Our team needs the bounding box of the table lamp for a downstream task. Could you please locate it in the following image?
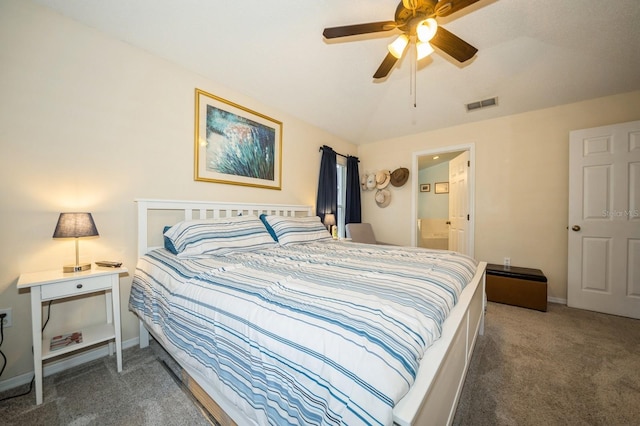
[323,213,335,230]
[53,212,99,272]
[323,213,337,239]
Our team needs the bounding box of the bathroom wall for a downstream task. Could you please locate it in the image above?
[417,162,449,248]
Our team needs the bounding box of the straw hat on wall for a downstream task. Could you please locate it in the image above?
[376,170,391,189]
[390,167,409,187]
[375,189,391,208]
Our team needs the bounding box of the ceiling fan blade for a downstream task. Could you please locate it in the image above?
[323,21,397,39]
[430,27,477,62]
[373,52,399,79]
[434,0,481,17]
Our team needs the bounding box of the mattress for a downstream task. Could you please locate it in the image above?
[129,241,477,425]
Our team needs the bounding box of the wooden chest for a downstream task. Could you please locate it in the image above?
[486,264,547,312]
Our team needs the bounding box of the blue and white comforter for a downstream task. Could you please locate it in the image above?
[129,241,477,425]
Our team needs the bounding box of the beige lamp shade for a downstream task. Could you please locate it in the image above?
[323,213,336,228]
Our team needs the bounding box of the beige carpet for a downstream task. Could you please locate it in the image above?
[2,302,638,425]
[0,340,214,426]
[453,302,640,426]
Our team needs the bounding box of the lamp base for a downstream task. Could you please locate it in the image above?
[63,263,91,273]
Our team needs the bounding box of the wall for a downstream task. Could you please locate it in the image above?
[0,0,355,384]
[358,90,640,302]
[417,163,449,219]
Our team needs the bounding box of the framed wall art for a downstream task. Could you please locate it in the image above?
[194,88,282,190]
[434,182,449,194]
[420,183,431,192]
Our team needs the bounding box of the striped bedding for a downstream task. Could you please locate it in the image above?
[129,240,477,425]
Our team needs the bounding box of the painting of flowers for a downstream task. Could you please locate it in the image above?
[195,88,282,189]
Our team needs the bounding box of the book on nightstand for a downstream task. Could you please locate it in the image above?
[50,331,83,351]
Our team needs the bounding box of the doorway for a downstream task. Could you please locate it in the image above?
[411,144,476,258]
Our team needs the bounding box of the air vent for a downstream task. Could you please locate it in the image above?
[466,97,498,112]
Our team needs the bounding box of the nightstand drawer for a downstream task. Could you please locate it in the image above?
[41,275,111,300]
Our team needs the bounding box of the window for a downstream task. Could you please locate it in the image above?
[336,163,347,238]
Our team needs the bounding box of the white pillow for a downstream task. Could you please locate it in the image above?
[261,215,332,246]
[164,215,276,258]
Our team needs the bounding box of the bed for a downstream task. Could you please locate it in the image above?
[130,199,487,426]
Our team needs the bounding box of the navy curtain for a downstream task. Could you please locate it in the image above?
[316,145,337,223]
[345,155,362,224]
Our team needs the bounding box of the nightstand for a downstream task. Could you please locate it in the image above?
[17,266,127,405]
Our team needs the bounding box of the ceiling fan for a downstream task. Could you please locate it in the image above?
[323,0,480,79]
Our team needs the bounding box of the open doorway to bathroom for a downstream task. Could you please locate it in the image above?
[411,144,475,258]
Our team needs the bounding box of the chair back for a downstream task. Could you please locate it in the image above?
[345,223,378,244]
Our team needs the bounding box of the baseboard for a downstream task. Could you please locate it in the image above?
[548,296,567,305]
[0,337,140,393]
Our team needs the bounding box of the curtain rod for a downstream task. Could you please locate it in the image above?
[319,145,359,161]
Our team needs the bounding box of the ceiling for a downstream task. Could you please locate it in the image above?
[32,0,640,144]
[418,150,463,169]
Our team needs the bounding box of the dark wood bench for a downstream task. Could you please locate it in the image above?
[486,264,547,312]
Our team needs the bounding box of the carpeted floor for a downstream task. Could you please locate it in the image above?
[0,340,214,426]
[453,302,640,426]
[1,302,639,425]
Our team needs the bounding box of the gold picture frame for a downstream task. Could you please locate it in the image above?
[194,88,282,190]
[420,183,431,192]
[434,182,449,194]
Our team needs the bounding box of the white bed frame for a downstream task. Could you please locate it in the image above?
[135,199,487,426]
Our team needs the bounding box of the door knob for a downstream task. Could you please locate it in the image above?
[571,225,581,232]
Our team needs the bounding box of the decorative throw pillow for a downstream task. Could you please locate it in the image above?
[259,214,279,242]
[163,226,178,254]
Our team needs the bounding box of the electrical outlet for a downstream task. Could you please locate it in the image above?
[504,257,511,268]
[0,308,12,328]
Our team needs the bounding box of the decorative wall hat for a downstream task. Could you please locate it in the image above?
[360,174,368,191]
[375,170,391,189]
[390,167,409,187]
[365,173,377,190]
[375,189,391,208]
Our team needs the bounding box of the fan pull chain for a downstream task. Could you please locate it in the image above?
[411,41,417,108]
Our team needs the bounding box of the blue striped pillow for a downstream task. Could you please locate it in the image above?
[262,215,332,245]
[164,215,276,258]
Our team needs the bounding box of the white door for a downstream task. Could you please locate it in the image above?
[568,120,640,319]
[448,151,470,255]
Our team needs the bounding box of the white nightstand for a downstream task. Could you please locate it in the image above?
[17,266,127,405]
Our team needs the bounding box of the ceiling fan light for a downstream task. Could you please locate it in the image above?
[388,34,409,59]
[416,41,434,60]
[416,18,438,42]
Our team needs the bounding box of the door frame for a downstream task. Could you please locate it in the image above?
[411,143,476,258]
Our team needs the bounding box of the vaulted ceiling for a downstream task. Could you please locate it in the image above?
[32,0,640,144]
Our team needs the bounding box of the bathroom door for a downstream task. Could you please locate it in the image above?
[448,151,470,255]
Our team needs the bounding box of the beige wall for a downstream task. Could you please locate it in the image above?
[357,90,640,302]
[0,0,355,383]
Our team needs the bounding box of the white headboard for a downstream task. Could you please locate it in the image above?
[135,199,313,257]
